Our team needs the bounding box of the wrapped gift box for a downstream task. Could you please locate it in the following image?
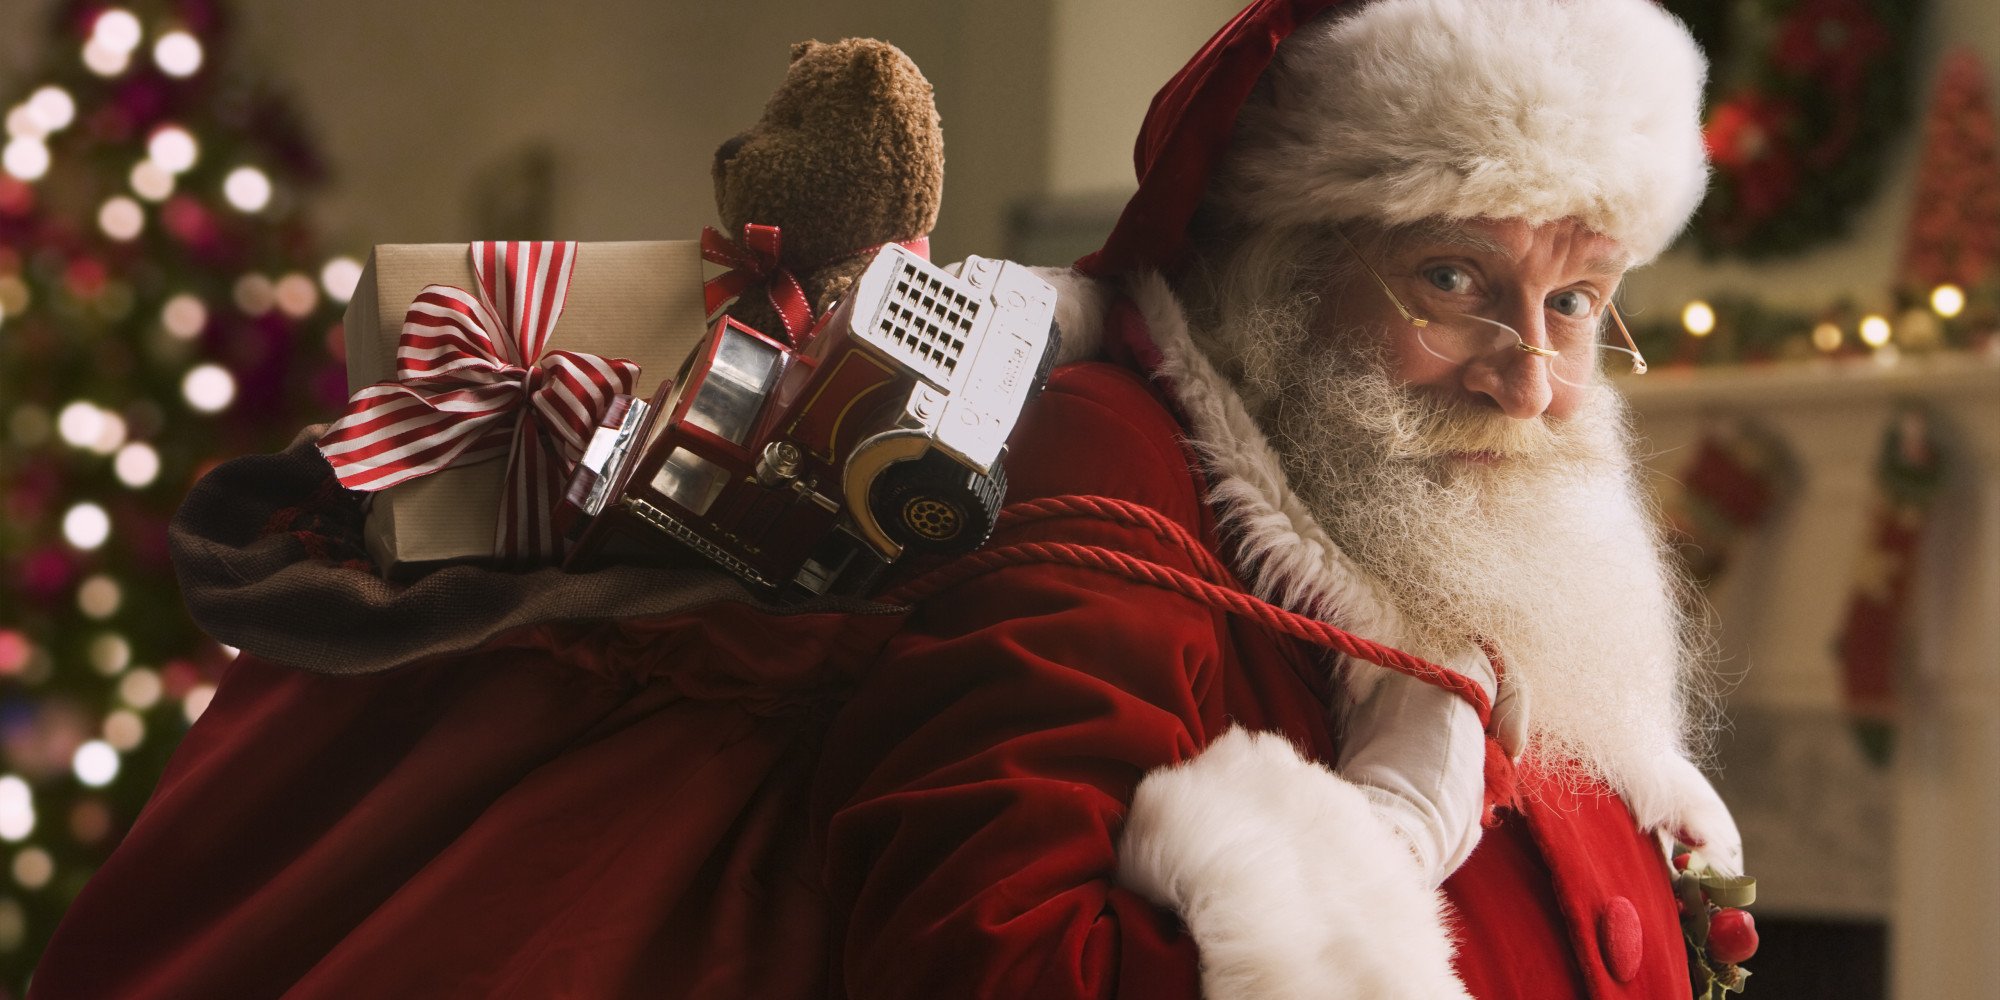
[339,241,707,573]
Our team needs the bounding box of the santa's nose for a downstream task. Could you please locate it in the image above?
[1461,307,1555,420]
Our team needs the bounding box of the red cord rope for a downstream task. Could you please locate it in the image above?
[885,495,1493,727]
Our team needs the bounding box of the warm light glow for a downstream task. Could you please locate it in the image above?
[0,276,29,316]
[63,502,111,550]
[184,684,217,724]
[89,634,131,675]
[0,777,33,842]
[233,273,275,315]
[321,256,363,303]
[61,402,126,455]
[161,293,207,338]
[12,847,52,891]
[147,125,197,174]
[3,138,49,181]
[98,195,144,241]
[57,402,105,449]
[92,9,144,53]
[73,741,119,788]
[4,106,40,140]
[114,442,160,488]
[103,711,145,752]
[223,166,271,212]
[1931,283,1967,319]
[77,574,122,619]
[82,39,132,77]
[1812,322,1843,353]
[276,272,317,317]
[1681,300,1716,337]
[119,668,163,710]
[0,898,23,952]
[153,31,203,77]
[27,87,74,132]
[182,363,236,413]
[1859,314,1893,347]
[218,643,240,660]
[129,158,174,201]
[0,633,26,676]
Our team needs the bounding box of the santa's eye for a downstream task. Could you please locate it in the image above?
[1421,265,1472,294]
[1549,289,1594,317]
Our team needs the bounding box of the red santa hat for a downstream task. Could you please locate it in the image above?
[1077,0,1710,277]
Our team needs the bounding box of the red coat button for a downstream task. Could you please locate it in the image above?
[1598,895,1644,982]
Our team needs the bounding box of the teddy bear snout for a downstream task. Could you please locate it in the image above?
[713,133,749,174]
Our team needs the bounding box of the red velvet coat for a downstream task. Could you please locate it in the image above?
[36,347,1692,999]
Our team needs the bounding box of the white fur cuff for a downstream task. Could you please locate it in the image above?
[1117,727,1473,1000]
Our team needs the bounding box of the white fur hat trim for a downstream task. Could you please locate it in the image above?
[1216,0,1710,264]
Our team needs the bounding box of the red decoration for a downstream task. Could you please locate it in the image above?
[701,223,816,344]
[1703,92,1801,226]
[1836,408,1945,763]
[1900,48,2000,294]
[1707,909,1760,966]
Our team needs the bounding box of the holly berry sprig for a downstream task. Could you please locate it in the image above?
[1674,845,1759,998]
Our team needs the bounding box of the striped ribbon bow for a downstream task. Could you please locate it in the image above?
[701,223,815,345]
[316,241,641,563]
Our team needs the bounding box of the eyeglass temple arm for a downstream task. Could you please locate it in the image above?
[1333,227,1429,328]
[1606,303,1647,375]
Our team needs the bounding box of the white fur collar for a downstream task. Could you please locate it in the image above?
[1037,266,1405,652]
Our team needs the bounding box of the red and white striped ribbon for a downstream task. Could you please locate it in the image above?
[317,241,640,563]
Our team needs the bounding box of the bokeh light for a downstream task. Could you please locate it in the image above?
[98,195,144,241]
[183,684,217,724]
[63,503,111,550]
[153,31,203,78]
[321,256,363,303]
[182,364,236,413]
[276,272,318,317]
[119,669,163,711]
[72,741,119,788]
[1859,314,1893,347]
[130,159,174,201]
[1931,283,1966,319]
[77,575,122,619]
[0,778,34,842]
[3,138,49,182]
[161,293,207,339]
[114,442,160,488]
[147,126,197,174]
[1681,300,1716,337]
[223,166,271,212]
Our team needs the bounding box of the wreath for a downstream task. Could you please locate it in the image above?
[1665,0,1922,259]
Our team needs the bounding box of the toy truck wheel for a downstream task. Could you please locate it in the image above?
[869,450,1007,556]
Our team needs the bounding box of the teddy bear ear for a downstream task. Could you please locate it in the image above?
[789,40,819,64]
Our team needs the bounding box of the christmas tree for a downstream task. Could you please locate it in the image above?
[0,1,352,986]
[1900,48,2000,298]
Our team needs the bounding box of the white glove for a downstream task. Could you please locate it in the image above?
[1337,646,1501,885]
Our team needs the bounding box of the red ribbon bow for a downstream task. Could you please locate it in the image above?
[702,224,934,346]
[317,241,641,563]
[702,223,815,345]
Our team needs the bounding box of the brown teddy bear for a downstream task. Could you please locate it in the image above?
[709,38,944,343]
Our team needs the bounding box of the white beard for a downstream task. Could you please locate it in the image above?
[1211,300,1707,798]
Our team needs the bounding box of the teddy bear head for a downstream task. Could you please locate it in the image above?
[712,38,943,280]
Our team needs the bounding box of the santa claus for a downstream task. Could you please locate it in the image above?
[35,1,1743,998]
[813,0,1743,996]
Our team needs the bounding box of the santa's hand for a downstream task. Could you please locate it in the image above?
[1339,646,1496,882]
[1119,727,1475,1000]
[1632,754,1744,876]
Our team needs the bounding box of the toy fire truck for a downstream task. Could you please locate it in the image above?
[559,245,1060,598]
